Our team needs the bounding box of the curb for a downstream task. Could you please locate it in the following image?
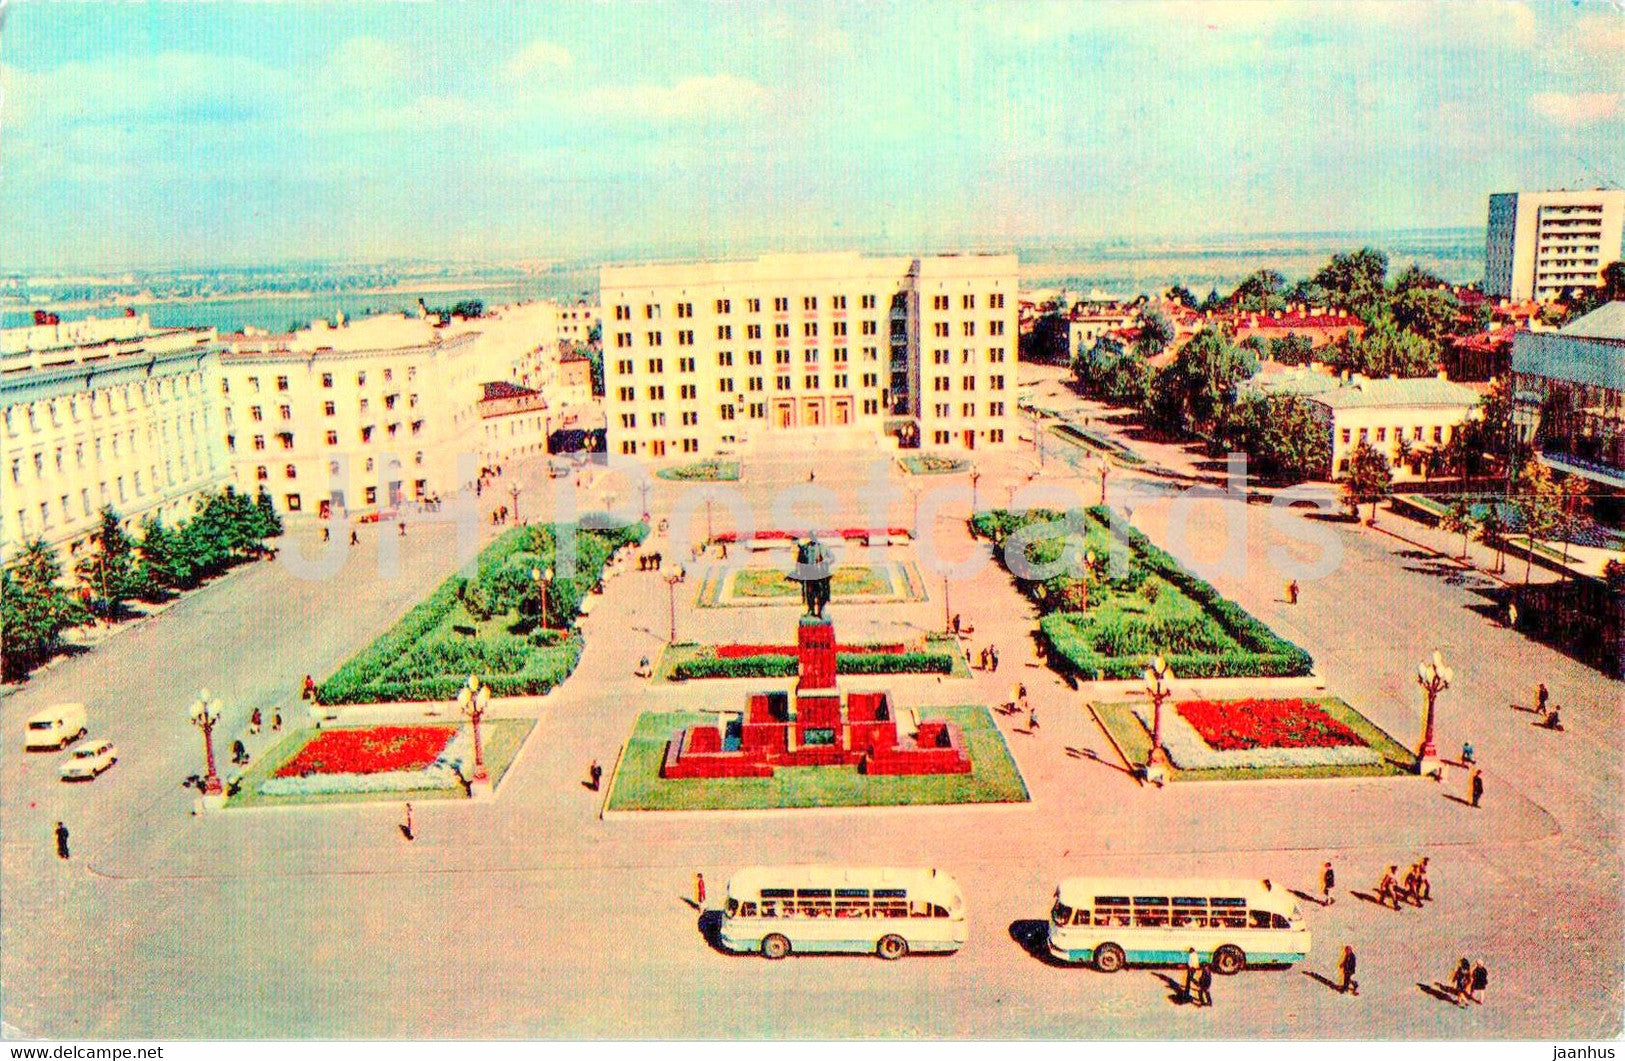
[1087,701,1144,787]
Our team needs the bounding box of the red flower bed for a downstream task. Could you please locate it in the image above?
[716,642,905,658]
[275,725,458,777]
[708,527,910,544]
[1176,699,1365,751]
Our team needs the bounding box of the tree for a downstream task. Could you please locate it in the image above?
[1514,458,1562,585]
[450,299,485,319]
[1231,269,1288,314]
[2,539,89,680]
[1330,314,1438,378]
[1392,286,1461,345]
[1392,263,1446,294]
[1267,332,1316,366]
[586,348,605,397]
[1199,288,1224,313]
[1224,392,1330,482]
[1166,284,1197,309]
[1479,506,1508,574]
[1441,498,1478,561]
[1135,307,1175,358]
[1556,474,1592,578]
[1153,328,1257,434]
[1343,440,1393,523]
[1564,260,1625,317]
[73,507,146,619]
[1313,248,1390,322]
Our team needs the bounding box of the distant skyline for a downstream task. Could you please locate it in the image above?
[1,1,1621,271]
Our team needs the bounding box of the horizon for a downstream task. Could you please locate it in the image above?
[2,2,1620,273]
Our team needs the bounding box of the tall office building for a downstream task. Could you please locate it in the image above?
[1485,189,1625,302]
[599,252,1018,458]
[0,314,230,564]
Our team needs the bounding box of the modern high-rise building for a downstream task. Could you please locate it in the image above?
[599,252,1019,458]
[1485,189,1625,302]
[0,314,230,564]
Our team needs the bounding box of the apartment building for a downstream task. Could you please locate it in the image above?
[0,314,229,564]
[599,252,1018,458]
[1486,189,1625,302]
[1512,300,1625,490]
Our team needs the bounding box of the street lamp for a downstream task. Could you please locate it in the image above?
[1098,460,1111,506]
[509,483,521,525]
[1029,407,1046,468]
[640,481,652,525]
[531,565,554,631]
[943,571,954,635]
[187,689,224,796]
[456,675,492,788]
[970,470,981,514]
[1143,654,1174,782]
[908,486,921,537]
[663,564,683,642]
[1415,651,1453,773]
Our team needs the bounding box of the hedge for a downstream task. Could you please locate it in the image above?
[670,650,956,681]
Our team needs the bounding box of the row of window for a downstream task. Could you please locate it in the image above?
[9,414,206,484]
[726,897,950,920]
[226,367,413,394]
[616,372,891,401]
[225,420,425,452]
[267,479,427,514]
[614,294,889,321]
[1340,423,1455,447]
[928,402,1008,418]
[616,348,884,372]
[2,374,203,436]
[251,452,427,482]
[13,455,208,534]
[227,393,415,423]
[929,429,1007,444]
[618,397,887,430]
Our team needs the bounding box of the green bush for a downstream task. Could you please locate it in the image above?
[837,651,954,675]
[672,654,798,680]
[669,649,956,680]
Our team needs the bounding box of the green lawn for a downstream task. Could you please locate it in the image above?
[1091,697,1415,782]
[605,705,1029,811]
[898,454,971,475]
[656,460,742,482]
[732,564,895,599]
[223,718,535,807]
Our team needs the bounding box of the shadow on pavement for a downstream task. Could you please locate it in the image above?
[1151,971,1197,1006]
[1007,919,1070,967]
[1303,970,1345,994]
[1418,981,1463,1006]
[696,910,742,957]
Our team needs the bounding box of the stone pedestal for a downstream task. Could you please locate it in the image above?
[797,616,837,692]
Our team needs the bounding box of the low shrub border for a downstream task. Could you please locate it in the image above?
[670,650,954,681]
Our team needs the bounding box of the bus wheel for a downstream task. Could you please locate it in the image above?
[877,935,908,960]
[1094,943,1126,973]
[1214,945,1245,975]
[761,934,791,960]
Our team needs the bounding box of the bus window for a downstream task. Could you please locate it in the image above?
[875,899,908,919]
[1051,902,1073,927]
[911,902,933,918]
[931,905,950,918]
[1249,910,1273,929]
[1272,913,1291,929]
[835,899,869,918]
[759,900,778,918]
[740,902,757,917]
[1072,910,1090,927]
[726,899,739,917]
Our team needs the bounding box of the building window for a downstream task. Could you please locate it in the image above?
[365,486,378,505]
[321,373,334,388]
[715,299,731,314]
[256,465,269,481]
[276,375,290,391]
[285,464,298,479]
[253,435,266,450]
[326,430,338,445]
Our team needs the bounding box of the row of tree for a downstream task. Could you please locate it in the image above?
[1,487,283,681]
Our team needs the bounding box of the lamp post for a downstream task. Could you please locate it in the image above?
[663,565,682,642]
[1029,407,1045,468]
[456,675,491,789]
[1098,460,1110,506]
[531,565,554,631]
[1415,651,1453,773]
[705,497,714,545]
[908,486,921,537]
[970,470,981,514]
[508,483,521,525]
[640,481,652,525]
[1143,654,1174,783]
[187,689,224,796]
[943,571,953,635]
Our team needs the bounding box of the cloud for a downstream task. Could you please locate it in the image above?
[332,36,409,95]
[502,40,574,83]
[581,74,769,122]
[1530,91,1621,128]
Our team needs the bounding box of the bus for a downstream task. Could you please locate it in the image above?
[720,865,966,960]
[1046,877,1311,974]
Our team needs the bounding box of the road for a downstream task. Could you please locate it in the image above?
[2,382,1620,1039]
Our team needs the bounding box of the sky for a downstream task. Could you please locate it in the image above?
[0,0,1621,271]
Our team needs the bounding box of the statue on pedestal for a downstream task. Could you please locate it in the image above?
[789,536,833,618]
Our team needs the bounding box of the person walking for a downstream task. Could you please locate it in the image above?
[1321,861,1336,905]
[321,525,331,543]
[1027,705,1040,732]
[694,872,707,909]
[302,674,317,701]
[1338,945,1359,996]
[990,645,1000,672]
[54,821,70,860]
[589,760,603,791]
[1506,601,1518,628]
[1461,740,1475,764]
[401,802,415,842]
[249,708,262,735]
[1470,769,1484,808]
[1017,683,1029,712]
[1469,961,1487,1005]
[271,709,282,733]
[349,529,359,546]
[1412,857,1431,902]
[1536,682,1549,716]
[398,521,406,538]
[1183,947,1200,1001]
[1377,865,1401,910]
[1451,957,1472,1006]
[1288,579,1300,605]
[1193,963,1213,1008]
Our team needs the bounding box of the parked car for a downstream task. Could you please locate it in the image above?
[59,739,118,781]
[25,703,88,751]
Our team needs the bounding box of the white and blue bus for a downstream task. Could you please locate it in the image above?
[1047,876,1311,974]
[721,865,966,960]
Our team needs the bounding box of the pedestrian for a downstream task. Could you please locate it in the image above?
[271,709,282,733]
[978,647,989,670]
[398,521,406,537]
[1338,945,1359,995]
[1288,579,1300,605]
[1183,946,1200,1001]
[303,674,316,701]
[589,759,603,791]
[249,708,262,735]
[1194,963,1213,1008]
[952,613,962,635]
[694,872,706,908]
[402,802,414,841]
[1412,857,1431,902]
[349,529,359,546]
[1017,682,1028,711]
[54,820,70,860]
[1028,705,1039,731]
[231,739,248,765]
[1507,601,1518,628]
[1536,682,1549,716]
[1402,864,1423,907]
[321,525,331,543]
[990,645,1000,672]
[1461,740,1475,764]
[1451,957,1472,1006]
[1377,865,1401,910]
[1470,961,1487,1005]
[1470,769,1484,808]
[1321,861,1336,905]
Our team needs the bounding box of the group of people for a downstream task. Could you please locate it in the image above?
[1181,949,1215,1007]
[636,552,667,572]
[1448,957,1490,1006]
[1374,858,1433,910]
[1535,681,1563,730]
[975,645,1001,672]
[489,505,512,526]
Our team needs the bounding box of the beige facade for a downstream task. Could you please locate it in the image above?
[0,314,229,564]
[1486,189,1625,302]
[599,252,1018,459]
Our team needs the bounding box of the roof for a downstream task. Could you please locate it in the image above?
[1055,877,1292,907]
[725,865,958,897]
[480,380,540,401]
[1559,301,1625,342]
[1310,376,1483,410]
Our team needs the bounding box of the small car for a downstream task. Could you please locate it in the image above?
[59,739,118,781]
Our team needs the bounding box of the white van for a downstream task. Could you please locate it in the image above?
[25,703,88,751]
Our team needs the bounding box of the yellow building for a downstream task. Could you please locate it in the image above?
[599,252,1018,458]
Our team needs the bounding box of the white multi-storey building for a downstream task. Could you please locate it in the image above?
[1486,189,1625,302]
[0,314,229,564]
[599,252,1018,458]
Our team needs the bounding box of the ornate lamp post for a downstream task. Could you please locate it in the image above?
[970,470,982,514]
[188,689,224,796]
[1143,654,1174,783]
[456,675,492,790]
[508,483,521,525]
[663,564,683,642]
[531,565,554,631]
[943,570,954,635]
[1415,651,1453,774]
[1098,460,1111,506]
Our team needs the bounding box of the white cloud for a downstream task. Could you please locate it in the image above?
[332,37,409,95]
[1530,91,1621,128]
[502,40,574,83]
[582,74,769,122]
